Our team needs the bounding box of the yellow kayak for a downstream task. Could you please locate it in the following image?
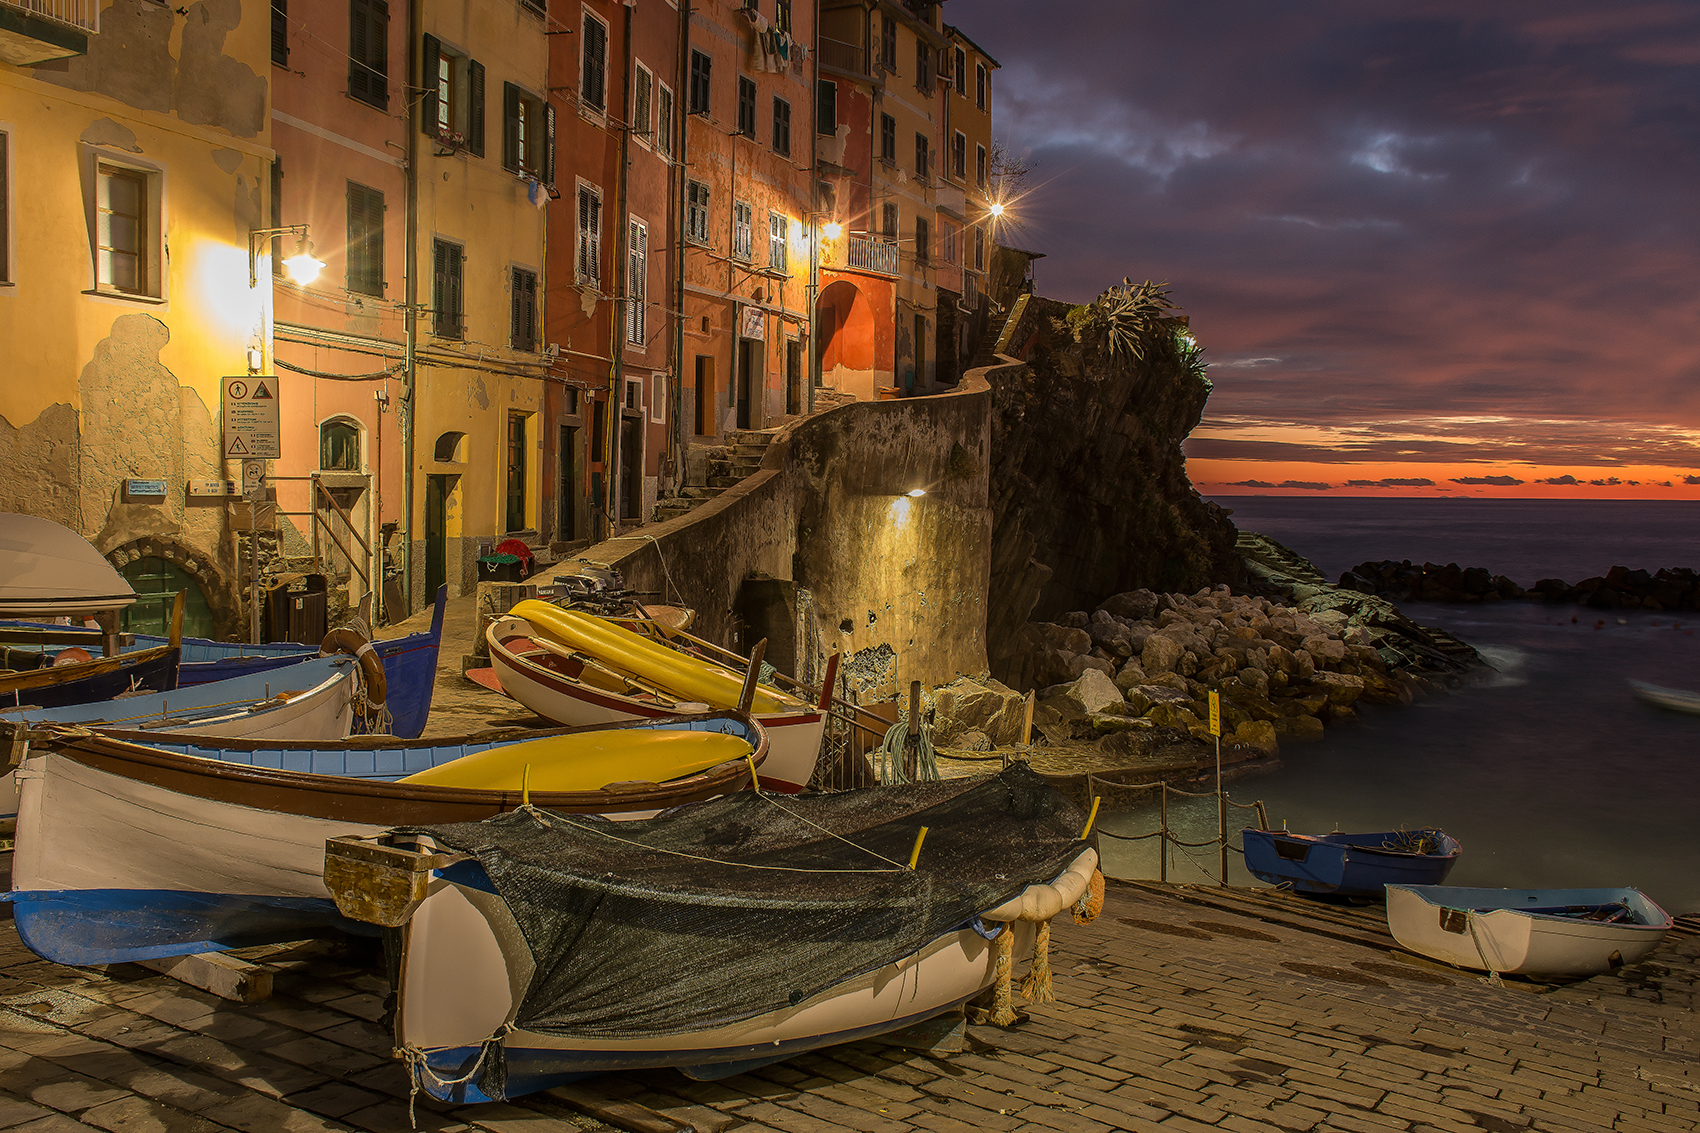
[510,601,793,716]
[398,729,754,792]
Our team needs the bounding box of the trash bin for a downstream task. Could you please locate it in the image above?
[264,573,328,644]
[477,554,526,583]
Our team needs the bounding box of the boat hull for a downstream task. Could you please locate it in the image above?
[1242,829,1460,897]
[2,711,766,964]
[1385,884,1672,978]
[488,618,823,792]
[1628,679,1700,715]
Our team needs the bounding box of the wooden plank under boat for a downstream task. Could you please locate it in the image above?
[1242,827,1461,897]
[485,605,830,792]
[1385,884,1672,978]
[0,710,768,965]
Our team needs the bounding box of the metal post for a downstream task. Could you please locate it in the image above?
[250,493,261,645]
[1159,783,1168,883]
[1217,732,1227,887]
[904,679,920,782]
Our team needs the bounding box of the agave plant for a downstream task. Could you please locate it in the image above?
[1093,278,1180,362]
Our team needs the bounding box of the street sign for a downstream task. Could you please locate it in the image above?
[1208,690,1221,737]
[241,460,266,501]
[123,479,167,498]
[187,480,238,497]
[739,304,765,341]
[222,376,280,459]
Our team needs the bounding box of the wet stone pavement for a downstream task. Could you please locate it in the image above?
[2,859,1697,1133]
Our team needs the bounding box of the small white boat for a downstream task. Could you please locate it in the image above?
[1385,884,1672,979]
[486,602,832,792]
[1628,679,1700,715]
[323,765,1102,1101]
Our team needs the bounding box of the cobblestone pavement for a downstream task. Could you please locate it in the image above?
[2,866,1695,1133]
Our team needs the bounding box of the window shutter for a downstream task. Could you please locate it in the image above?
[543,102,556,187]
[449,246,462,336]
[348,0,367,100]
[502,83,521,171]
[348,0,389,108]
[583,16,606,110]
[578,188,591,279]
[420,34,440,137]
[272,0,288,66]
[468,60,485,156]
[588,194,601,284]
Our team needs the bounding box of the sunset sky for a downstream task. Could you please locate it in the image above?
[968,1,1700,497]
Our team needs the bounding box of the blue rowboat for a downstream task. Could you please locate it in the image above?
[0,585,446,738]
[1386,885,1672,978]
[1,710,768,965]
[1242,827,1461,897]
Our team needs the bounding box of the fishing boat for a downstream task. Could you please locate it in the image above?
[0,584,448,737]
[1385,884,1673,979]
[1,710,767,966]
[485,601,834,792]
[1628,679,1700,716]
[1242,827,1461,897]
[323,764,1103,1101]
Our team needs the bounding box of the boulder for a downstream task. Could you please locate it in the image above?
[931,676,1028,747]
[1145,703,1203,732]
[1090,713,1149,735]
[1237,666,1270,696]
[1029,621,1092,656]
[1100,588,1158,621]
[1068,654,1117,680]
[1123,683,1192,716]
[1301,635,1348,663]
[1113,660,1148,692]
[955,730,994,752]
[1060,667,1126,716]
[1142,633,1185,675]
[1306,671,1364,706]
[1030,647,1077,691]
[1230,720,1279,758]
[1275,714,1326,742]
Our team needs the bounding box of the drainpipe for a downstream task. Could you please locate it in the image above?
[401,0,421,611]
[605,2,634,536]
[672,0,690,485]
[807,1,819,414]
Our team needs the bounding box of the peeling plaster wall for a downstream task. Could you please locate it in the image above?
[583,375,994,695]
[0,405,81,529]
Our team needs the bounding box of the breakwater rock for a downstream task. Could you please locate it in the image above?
[1341,559,1700,611]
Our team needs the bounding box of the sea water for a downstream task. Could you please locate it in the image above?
[1095,497,1700,916]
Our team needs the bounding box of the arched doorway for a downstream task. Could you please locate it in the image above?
[119,557,217,639]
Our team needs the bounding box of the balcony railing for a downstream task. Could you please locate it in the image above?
[845,235,898,276]
[962,271,980,309]
[818,36,867,77]
[3,0,99,33]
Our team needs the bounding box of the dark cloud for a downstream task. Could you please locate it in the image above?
[1587,477,1624,486]
[1686,475,1700,485]
[972,2,1700,467]
[1280,480,1336,491]
[1346,478,1437,487]
[1539,475,1581,485]
[1228,479,1277,487]
[1452,475,1526,485]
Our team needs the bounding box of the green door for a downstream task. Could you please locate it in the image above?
[120,558,216,639]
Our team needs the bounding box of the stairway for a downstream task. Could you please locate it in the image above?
[966,292,1029,371]
[651,430,778,524]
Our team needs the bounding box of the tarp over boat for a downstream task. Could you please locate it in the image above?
[0,514,136,617]
[397,764,1089,1079]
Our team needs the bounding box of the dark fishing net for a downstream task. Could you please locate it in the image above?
[400,764,1087,1056]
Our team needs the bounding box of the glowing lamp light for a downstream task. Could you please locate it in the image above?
[907,488,927,498]
[282,237,325,286]
[988,202,1005,217]
[821,221,843,240]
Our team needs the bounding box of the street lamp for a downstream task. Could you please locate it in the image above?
[248,225,325,288]
[821,221,843,240]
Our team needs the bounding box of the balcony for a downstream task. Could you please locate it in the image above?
[0,0,96,64]
[818,36,870,80]
[844,235,898,276]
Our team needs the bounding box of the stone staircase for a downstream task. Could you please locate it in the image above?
[966,293,1027,371]
[652,429,778,524]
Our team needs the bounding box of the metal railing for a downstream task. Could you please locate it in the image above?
[271,473,374,594]
[845,234,898,276]
[1087,776,1269,887]
[3,0,99,32]
[817,36,866,77]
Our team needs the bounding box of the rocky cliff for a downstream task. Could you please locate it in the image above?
[985,284,1239,687]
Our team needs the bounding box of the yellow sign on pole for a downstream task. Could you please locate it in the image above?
[1208,690,1221,737]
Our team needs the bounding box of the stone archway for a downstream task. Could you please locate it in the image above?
[105,536,241,640]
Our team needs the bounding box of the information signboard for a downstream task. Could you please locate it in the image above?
[221,377,281,459]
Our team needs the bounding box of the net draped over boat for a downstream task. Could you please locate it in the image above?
[400,764,1087,1053]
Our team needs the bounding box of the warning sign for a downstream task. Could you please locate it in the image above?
[222,376,280,459]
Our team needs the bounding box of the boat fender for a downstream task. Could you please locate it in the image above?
[320,629,387,706]
[1073,869,1105,925]
[979,848,1099,923]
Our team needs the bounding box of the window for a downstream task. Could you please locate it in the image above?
[772,97,791,157]
[689,50,711,115]
[915,216,930,265]
[433,431,465,462]
[879,114,895,162]
[768,211,787,273]
[879,14,896,72]
[914,132,929,179]
[952,130,966,180]
[686,180,710,244]
[954,47,966,95]
[272,0,288,66]
[915,38,931,91]
[657,85,674,157]
[976,143,987,188]
[511,266,538,350]
[581,11,608,113]
[941,220,957,264]
[774,0,791,34]
[505,412,527,533]
[733,200,753,260]
[431,239,463,338]
[503,83,555,181]
[345,181,384,297]
[736,76,756,138]
[974,223,985,271]
[348,0,388,109]
[269,157,282,278]
[96,164,152,296]
[320,420,360,471]
[816,79,835,136]
[881,202,898,239]
[976,63,987,110]
[633,64,653,146]
[421,38,485,155]
[627,217,648,346]
[576,183,602,285]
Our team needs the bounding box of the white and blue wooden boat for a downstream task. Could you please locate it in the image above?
[0,585,447,738]
[0,711,767,966]
[1242,827,1461,897]
[1628,679,1700,716]
[1385,884,1673,978]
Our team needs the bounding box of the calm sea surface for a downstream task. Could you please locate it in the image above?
[1096,497,1700,916]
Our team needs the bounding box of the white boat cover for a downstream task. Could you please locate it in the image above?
[0,514,136,617]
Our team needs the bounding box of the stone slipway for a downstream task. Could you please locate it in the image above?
[2,857,1696,1133]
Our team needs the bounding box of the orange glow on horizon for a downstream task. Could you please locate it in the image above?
[1188,459,1700,500]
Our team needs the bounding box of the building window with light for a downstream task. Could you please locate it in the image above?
[768,211,788,273]
[432,238,463,339]
[686,181,711,245]
[503,83,554,180]
[346,181,384,297]
[96,163,159,298]
[772,96,791,157]
[422,38,485,156]
[320,419,361,471]
[733,200,753,260]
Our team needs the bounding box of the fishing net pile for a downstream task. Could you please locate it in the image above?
[400,764,1087,1049]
